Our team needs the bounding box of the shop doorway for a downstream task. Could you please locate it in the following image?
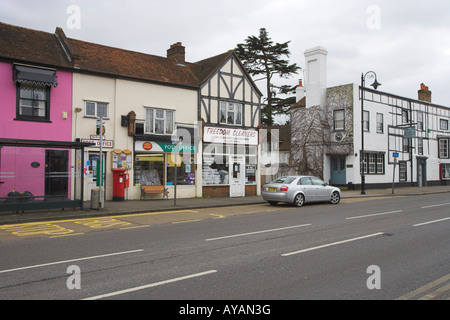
[45,150,69,199]
[86,152,107,201]
[230,156,245,197]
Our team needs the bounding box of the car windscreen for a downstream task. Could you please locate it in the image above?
[271,177,296,184]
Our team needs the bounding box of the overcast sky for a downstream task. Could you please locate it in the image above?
[1,0,449,110]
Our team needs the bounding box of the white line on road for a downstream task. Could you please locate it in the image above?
[0,249,144,274]
[345,210,403,220]
[205,224,312,241]
[413,217,450,227]
[83,270,218,300]
[281,232,385,257]
[421,203,450,209]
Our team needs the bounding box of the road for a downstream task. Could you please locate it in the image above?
[0,193,448,303]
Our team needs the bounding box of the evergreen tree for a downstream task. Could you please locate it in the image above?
[235,28,300,126]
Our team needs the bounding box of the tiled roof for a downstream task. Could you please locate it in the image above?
[0,22,72,68]
[0,22,244,89]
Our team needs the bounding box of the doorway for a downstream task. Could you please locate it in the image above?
[230,156,245,197]
[86,152,107,201]
[330,156,346,185]
[416,157,428,187]
[45,150,69,199]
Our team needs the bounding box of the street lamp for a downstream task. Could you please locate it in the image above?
[172,137,182,206]
[360,71,381,195]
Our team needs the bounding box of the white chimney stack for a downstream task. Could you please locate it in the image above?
[304,46,328,108]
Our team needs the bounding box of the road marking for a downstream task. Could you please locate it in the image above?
[413,217,450,227]
[83,270,218,300]
[120,225,152,230]
[0,249,144,274]
[172,219,203,224]
[396,274,450,300]
[281,232,384,257]
[345,210,403,220]
[421,203,450,209]
[50,233,85,239]
[205,224,311,241]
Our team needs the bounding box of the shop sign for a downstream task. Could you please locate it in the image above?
[135,141,196,153]
[203,126,258,146]
[81,139,114,149]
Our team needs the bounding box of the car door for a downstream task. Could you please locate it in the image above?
[310,176,331,201]
[297,177,316,202]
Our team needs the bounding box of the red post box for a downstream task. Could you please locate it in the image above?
[112,169,127,201]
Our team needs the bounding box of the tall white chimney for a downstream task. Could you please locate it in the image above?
[304,46,328,108]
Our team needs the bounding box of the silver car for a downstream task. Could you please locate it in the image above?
[261,176,341,207]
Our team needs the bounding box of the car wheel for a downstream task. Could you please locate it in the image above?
[293,194,305,207]
[268,201,278,206]
[330,191,340,205]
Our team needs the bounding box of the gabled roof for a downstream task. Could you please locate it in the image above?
[0,22,261,95]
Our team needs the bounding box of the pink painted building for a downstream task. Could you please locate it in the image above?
[0,22,90,210]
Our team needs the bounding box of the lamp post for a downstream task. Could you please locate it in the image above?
[360,71,381,195]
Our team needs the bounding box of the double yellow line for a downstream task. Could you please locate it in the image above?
[396,274,450,300]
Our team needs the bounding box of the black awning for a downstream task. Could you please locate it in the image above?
[13,65,58,87]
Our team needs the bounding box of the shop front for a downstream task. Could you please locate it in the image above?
[134,140,196,199]
[202,126,259,198]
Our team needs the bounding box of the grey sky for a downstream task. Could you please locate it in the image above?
[1,0,449,108]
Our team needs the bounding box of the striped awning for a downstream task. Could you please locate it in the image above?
[13,65,58,87]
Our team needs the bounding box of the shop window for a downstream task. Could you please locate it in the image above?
[167,153,195,186]
[134,154,164,186]
[16,83,50,121]
[203,155,229,185]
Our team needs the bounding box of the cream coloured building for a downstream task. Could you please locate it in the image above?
[53,30,262,201]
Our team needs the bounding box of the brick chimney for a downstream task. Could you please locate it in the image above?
[167,42,185,65]
[418,83,432,102]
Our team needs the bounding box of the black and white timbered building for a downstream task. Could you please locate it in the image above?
[196,51,263,198]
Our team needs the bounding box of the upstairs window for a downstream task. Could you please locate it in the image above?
[440,119,449,131]
[85,101,109,118]
[145,108,174,135]
[219,102,242,126]
[333,110,345,131]
[17,83,50,121]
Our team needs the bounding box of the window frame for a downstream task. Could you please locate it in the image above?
[439,138,449,159]
[363,111,370,132]
[360,152,385,175]
[440,119,449,131]
[15,83,51,122]
[145,107,175,135]
[376,112,384,133]
[333,109,345,131]
[84,101,109,119]
[219,101,243,126]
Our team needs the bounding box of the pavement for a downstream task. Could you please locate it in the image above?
[1,185,450,226]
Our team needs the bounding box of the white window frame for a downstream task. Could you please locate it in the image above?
[145,107,174,135]
[219,101,243,126]
[333,110,345,131]
[439,139,449,159]
[363,111,370,132]
[376,113,384,133]
[85,101,109,119]
[440,119,449,131]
